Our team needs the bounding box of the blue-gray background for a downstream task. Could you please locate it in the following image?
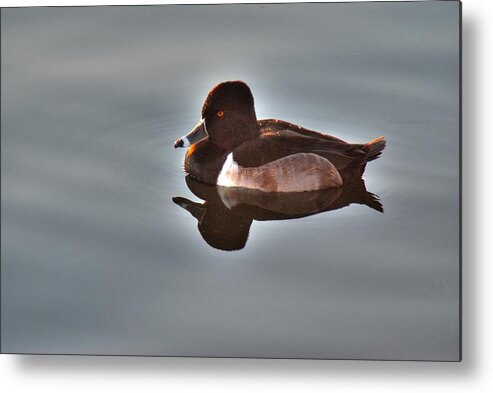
[1,2,460,360]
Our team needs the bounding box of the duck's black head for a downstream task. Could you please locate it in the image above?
[175,81,258,151]
[202,81,258,148]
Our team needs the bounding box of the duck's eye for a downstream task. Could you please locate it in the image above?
[217,111,224,117]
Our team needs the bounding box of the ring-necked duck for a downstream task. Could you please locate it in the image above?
[174,81,385,192]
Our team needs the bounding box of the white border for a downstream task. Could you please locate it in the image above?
[2,0,492,392]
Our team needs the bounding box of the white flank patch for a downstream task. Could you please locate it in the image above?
[217,153,240,188]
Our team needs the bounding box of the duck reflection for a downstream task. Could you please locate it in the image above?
[173,176,383,251]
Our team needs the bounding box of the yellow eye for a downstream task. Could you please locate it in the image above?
[217,111,224,117]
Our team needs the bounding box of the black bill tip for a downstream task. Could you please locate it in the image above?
[174,139,184,148]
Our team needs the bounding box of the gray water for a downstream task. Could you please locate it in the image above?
[1,2,460,360]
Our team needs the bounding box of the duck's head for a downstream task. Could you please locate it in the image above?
[174,81,258,150]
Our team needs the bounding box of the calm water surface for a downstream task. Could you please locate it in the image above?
[1,2,460,359]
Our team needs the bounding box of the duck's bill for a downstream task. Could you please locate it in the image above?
[174,119,208,148]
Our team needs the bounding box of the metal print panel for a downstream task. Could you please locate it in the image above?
[0,1,461,360]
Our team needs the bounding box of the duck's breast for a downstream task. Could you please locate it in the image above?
[184,140,229,184]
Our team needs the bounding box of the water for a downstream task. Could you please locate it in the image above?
[1,2,460,360]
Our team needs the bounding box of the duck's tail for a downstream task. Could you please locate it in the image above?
[363,136,386,162]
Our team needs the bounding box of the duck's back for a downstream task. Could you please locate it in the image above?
[230,119,385,184]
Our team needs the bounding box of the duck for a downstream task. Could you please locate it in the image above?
[174,81,385,193]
